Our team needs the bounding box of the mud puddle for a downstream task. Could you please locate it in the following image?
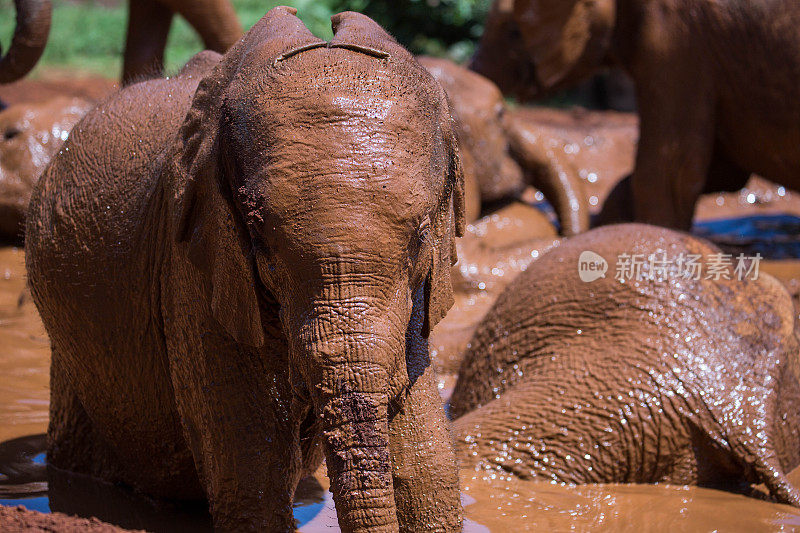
[4,245,800,530]
[2,433,800,532]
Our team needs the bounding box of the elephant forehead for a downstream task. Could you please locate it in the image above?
[226,95,444,221]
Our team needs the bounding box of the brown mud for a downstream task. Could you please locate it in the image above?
[4,238,800,531]
[0,76,118,107]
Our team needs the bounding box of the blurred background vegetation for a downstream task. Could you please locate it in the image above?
[0,0,490,77]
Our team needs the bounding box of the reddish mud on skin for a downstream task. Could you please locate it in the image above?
[473,0,800,230]
[24,8,464,532]
[0,97,92,241]
[506,107,637,221]
[419,57,595,235]
[452,224,800,506]
[507,108,800,232]
[4,243,800,531]
[418,57,524,207]
[429,202,559,380]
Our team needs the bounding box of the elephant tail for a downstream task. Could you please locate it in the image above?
[0,0,52,84]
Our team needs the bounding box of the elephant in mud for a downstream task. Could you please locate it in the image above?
[472,0,800,230]
[0,97,92,242]
[418,56,524,213]
[419,57,590,235]
[450,224,800,506]
[26,8,464,532]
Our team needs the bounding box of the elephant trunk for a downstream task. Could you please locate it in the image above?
[318,384,398,532]
[504,113,590,235]
[290,279,410,532]
[0,0,52,84]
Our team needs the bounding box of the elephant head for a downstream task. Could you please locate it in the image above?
[165,7,464,530]
[0,97,91,241]
[471,0,615,100]
[419,56,525,205]
[0,0,52,83]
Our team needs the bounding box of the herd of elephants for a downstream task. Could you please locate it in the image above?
[2,0,800,531]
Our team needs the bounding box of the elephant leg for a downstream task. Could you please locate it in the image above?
[389,293,462,533]
[158,0,243,53]
[703,143,751,194]
[631,77,716,230]
[594,173,634,227]
[169,333,303,531]
[47,346,124,482]
[122,0,174,85]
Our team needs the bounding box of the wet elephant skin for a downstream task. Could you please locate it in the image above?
[418,56,524,208]
[419,57,591,235]
[451,224,800,506]
[25,8,464,532]
[472,0,800,230]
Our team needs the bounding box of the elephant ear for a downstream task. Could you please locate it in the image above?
[329,11,414,61]
[517,0,615,89]
[166,6,325,347]
[422,96,466,337]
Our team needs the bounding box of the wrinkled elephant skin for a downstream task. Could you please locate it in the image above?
[473,0,800,230]
[26,9,463,532]
[451,224,800,506]
[0,97,92,241]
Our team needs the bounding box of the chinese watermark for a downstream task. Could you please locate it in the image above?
[578,251,608,282]
[578,251,762,282]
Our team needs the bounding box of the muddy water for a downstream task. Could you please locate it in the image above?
[4,245,800,530]
[0,247,49,443]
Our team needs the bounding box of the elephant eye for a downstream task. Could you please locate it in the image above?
[3,127,21,140]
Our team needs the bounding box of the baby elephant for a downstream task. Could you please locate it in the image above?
[451,224,800,506]
[27,8,463,532]
[420,57,591,235]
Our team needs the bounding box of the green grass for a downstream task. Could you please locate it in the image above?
[0,0,346,78]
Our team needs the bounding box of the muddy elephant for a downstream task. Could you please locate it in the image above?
[123,0,242,84]
[472,0,800,230]
[0,0,51,84]
[419,57,589,235]
[418,56,523,212]
[0,97,92,241]
[26,8,463,532]
[450,224,800,506]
